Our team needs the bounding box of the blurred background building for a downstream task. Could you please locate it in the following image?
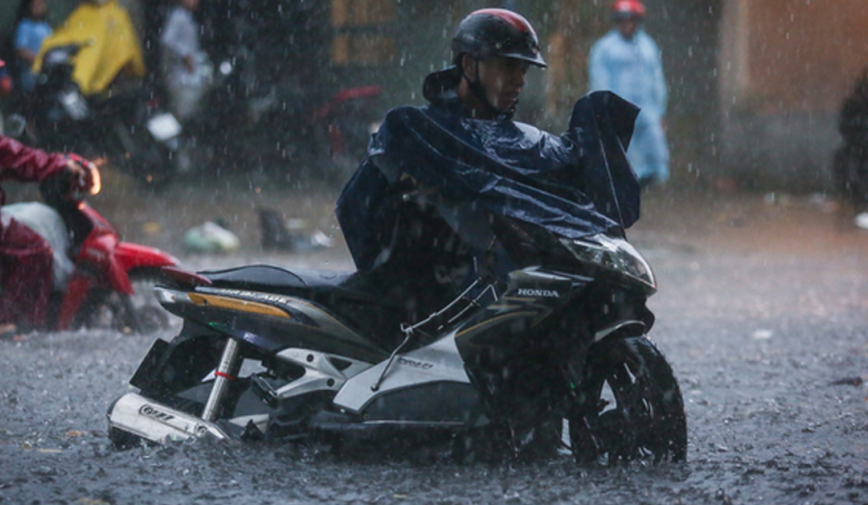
[1,0,866,192]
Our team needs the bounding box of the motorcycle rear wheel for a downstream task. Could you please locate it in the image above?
[117,269,175,334]
[569,336,687,464]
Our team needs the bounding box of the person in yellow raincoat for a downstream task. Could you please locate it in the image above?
[33,0,145,97]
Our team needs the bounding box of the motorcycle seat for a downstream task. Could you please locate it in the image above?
[201,264,358,295]
[199,264,427,349]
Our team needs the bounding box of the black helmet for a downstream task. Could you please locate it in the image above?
[451,8,546,68]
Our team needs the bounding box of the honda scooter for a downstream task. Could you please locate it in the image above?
[107,194,687,463]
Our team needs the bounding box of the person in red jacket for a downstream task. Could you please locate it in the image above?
[0,60,12,98]
[0,135,90,336]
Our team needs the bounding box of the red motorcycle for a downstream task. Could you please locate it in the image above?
[4,165,178,333]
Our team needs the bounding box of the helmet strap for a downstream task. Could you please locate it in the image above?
[460,56,514,119]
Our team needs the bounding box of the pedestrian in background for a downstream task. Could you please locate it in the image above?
[589,0,669,187]
[0,61,12,99]
[160,0,211,122]
[0,60,13,135]
[12,0,52,95]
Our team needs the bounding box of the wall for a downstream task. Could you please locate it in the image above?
[718,0,868,191]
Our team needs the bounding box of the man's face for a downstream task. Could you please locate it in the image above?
[31,0,48,19]
[617,17,640,39]
[476,56,529,112]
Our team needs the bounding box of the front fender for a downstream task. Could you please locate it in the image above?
[593,320,647,343]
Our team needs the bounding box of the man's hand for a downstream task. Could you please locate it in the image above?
[65,155,98,195]
[65,157,89,179]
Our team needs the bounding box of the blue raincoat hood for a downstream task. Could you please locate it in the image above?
[336,89,641,271]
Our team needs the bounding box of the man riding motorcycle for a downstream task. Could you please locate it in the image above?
[336,8,642,333]
[0,134,93,335]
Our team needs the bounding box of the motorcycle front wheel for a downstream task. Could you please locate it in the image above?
[569,336,687,464]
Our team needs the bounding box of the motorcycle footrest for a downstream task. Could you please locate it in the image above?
[250,374,280,409]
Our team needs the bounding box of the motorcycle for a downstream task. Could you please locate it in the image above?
[181,49,382,183]
[2,164,179,333]
[107,192,687,463]
[166,0,382,182]
[11,44,182,188]
[833,71,868,212]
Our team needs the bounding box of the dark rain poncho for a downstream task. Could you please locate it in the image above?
[336,89,641,272]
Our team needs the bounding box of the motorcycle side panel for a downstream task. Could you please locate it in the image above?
[269,348,370,401]
[155,287,387,363]
[333,331,471,413]
[359,382,482,425]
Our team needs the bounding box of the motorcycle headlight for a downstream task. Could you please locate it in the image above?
[562,234,656,292]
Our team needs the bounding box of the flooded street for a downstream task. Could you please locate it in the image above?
[2,172,868,504]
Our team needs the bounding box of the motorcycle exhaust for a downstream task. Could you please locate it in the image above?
[107,392,229,445]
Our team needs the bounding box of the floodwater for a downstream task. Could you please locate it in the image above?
[1,171,867,504]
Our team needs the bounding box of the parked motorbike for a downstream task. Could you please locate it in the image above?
[833,71,868,212]
[2,164,178,333]
[182,47,382,182]
[14,44,182,187]
[107,191,687,463]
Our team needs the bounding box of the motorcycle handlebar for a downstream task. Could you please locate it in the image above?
[39,156,100,207]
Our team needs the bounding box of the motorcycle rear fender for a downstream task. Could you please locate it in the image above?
[107,241,179,294]
[130,321,226,397]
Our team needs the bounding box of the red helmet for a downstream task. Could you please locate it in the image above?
[612,0,646,20]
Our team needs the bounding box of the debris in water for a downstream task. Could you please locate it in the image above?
[751,329,773,340]
[258,206,334,251]
[142,221,161,234]
[183,221,240,254]
[75,498,111,505]
[830,376,864,387]
[0,324,21,341]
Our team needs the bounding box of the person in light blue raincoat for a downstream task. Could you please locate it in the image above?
[589,0,669,186]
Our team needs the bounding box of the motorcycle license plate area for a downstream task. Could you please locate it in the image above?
[147,113,182,141]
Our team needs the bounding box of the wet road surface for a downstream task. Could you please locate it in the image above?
[1,174,867,504]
